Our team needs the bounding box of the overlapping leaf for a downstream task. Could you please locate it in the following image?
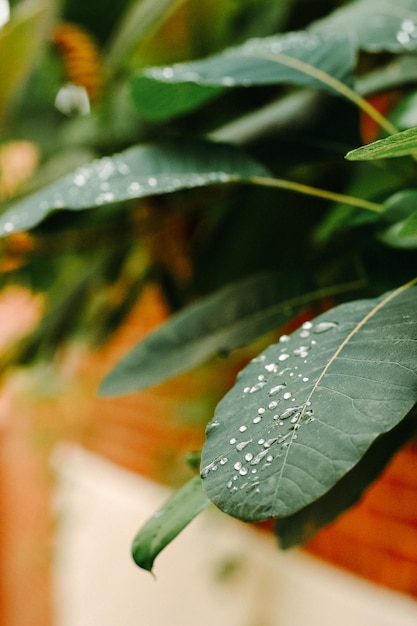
[312,0,417,53]
[0,140,268,236]
[99,272,358,396]
[200,285,417,522]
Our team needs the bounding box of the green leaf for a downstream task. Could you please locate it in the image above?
[200,284,417,522]
[138,30,355,94]
[312,0,417,53]
[379,189,417,248]
[0,140,268,236]
[105,0,183,72]
[346,126,417,161]
[99,272,362,396]
[131,476,210,572]
[276,406,417,548]
[0,0,50,115]
[130,75,222,120]
[399,209,417,236]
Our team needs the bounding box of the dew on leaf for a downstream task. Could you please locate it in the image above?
[269,384,286,396]
[236,440,252,451]
[313,321,339,333]
[278,353,290,362]
[283,392,292,400]
[239,425,248,432]
[253,416,262,424]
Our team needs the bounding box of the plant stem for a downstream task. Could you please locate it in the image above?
[249,175,384,213]
[252,51,399,137]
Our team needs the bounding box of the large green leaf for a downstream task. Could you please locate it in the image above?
[346,126,417,161]
[99,272,363,396]
[131,476,210,572]
[135,29,355,94]
[200,284,417,522]
[0,140,268,236]
[312,0,417,53]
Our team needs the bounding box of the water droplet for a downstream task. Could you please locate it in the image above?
[269,384,286,396]
[239,467,248,476]
[236,440,251,451]
[250,449,270,465]
[251,354,266,363]
[293,346,310,356]
[221,76,236,86]
[74,173,87,186]
[257,407,266,414]
[313,321,339,333]
[265,363,278,373]
[161,67,174,79]
[250,381,267,393]
[239,425,248,432]
[243,386,250,393]
[279,334,291,343]
[302,377,309,382]
[253,416,262,424]
[227,480,233,489]
[302,321,313,330]
[263,437,278,448]
[234,461,243,471]
[268,401,278,410]
[283,392,292,400]
[300,330,310,338]
[258,438,265,445]
[245,453,254,462]
[266,455,274,462]
[279,406,298,420]
[257,375,265,382]
[278,353,290,362]
[220,457,228,465]
[3,222,14,233]
[206,420,219,434]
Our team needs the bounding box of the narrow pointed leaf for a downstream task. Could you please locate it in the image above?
[138,30,355,94]
[399,209,417,237]
[200,284,417,522]
[346,126,417,161]
[0,140,268,236]
[99,272,357,396]
[131,476,210,572]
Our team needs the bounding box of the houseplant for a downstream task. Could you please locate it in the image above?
[1,0,417,599]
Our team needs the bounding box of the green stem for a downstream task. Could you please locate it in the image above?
[249,175,384,213]
[252,51,399,137]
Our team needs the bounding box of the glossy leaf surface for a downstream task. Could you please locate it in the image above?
[312,0,417,53]
[346,126,417,161]
[131,476,210,572]
[0,140,268,236]
[138,30,355,93]
[200,285,417,522]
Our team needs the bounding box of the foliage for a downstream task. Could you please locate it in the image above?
[1,0,417,574]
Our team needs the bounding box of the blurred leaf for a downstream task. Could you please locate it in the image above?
[0,0,50,116]
[312,0,417,53]
[0,139,269,236]
[130,75,222,120]
[378,189,417,248]
[277,406,417,548]
[99,271,363,396]
[398,208,417,236]
[346,126,417,160]
[136,29,355,96]
[356,55,417,97]
[105,0,183,72]
[131,476,210,572]
[200,285,417,522]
